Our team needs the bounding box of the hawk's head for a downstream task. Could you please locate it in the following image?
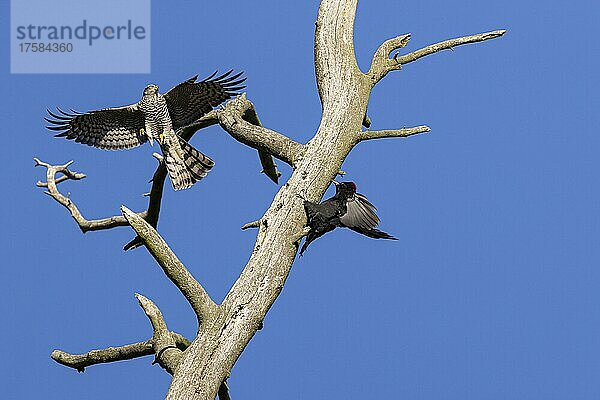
[143,84,159,96]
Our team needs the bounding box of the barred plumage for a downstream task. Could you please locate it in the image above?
[46,107,146,150]
[164,70,246,130]
[160,132,214,191]
[46,70,245,190]
[178,136,214,179]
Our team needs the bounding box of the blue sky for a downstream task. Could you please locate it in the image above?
[2,0,599,399]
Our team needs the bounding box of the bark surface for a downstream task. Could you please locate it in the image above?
[37,1,505,399]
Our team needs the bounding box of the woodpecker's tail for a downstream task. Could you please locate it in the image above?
[162,135,215,191]
[349,227,398,240]
[299,232,316,256]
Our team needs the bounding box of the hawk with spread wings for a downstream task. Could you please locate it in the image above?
[46,70,245,190]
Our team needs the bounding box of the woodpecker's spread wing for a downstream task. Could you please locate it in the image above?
[340,193,380,230]
[340,193,398,240]
[46,105,147,150]
[164,70,246,130]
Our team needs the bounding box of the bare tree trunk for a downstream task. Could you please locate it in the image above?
[167,3,370,397]
[37,1,504,399]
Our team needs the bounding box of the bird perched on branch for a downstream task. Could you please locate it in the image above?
[300,181,397,255]
[46,70,246,191]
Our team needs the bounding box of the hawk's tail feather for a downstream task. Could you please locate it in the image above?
[177,136,215,181]
[164,153,195,191]
[162,136,214,191]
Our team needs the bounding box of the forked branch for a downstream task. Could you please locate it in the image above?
[51,335,190,373]
[135,293,184,374]
[368,29,506,84]
[51,294,233,398]
[121,206,219,323]
[34,158,135,232]
[369,33,411,83]
[51,294,191,374]
[180,102,283,183]
[208,94,306,167]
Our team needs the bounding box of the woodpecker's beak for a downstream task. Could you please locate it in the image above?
[332,180,340,186]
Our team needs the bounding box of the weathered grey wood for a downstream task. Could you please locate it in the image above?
[122,208,219,325]
[164,3,504,397]
[51,294,191,374]
[165,2,370,397]
[39,1,505,398]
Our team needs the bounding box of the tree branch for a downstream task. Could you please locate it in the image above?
[368,33,411,83]
[51,294,236,398]
[243,107,283,183]
[51,332,190,374]
[357,125,431,142]
[214,94,305,167]
[124,155,168,250]
[121,206,219,323]
[51,341,154,373]
[241,219,261,230]
[135,293,183,374]
[181,105,283,183]
[34,158,135,232]
[368,29,506,84]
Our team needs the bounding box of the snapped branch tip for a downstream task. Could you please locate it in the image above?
[121,205,135,219]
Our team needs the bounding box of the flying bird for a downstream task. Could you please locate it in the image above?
[300,181,397,255]
[46,70,246,190]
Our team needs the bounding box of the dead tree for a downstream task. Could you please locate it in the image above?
[35,1,505,398]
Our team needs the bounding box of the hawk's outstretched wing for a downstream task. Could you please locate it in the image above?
[340,193,397,240]
[46,106,147,150]
[164,70,246,130]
